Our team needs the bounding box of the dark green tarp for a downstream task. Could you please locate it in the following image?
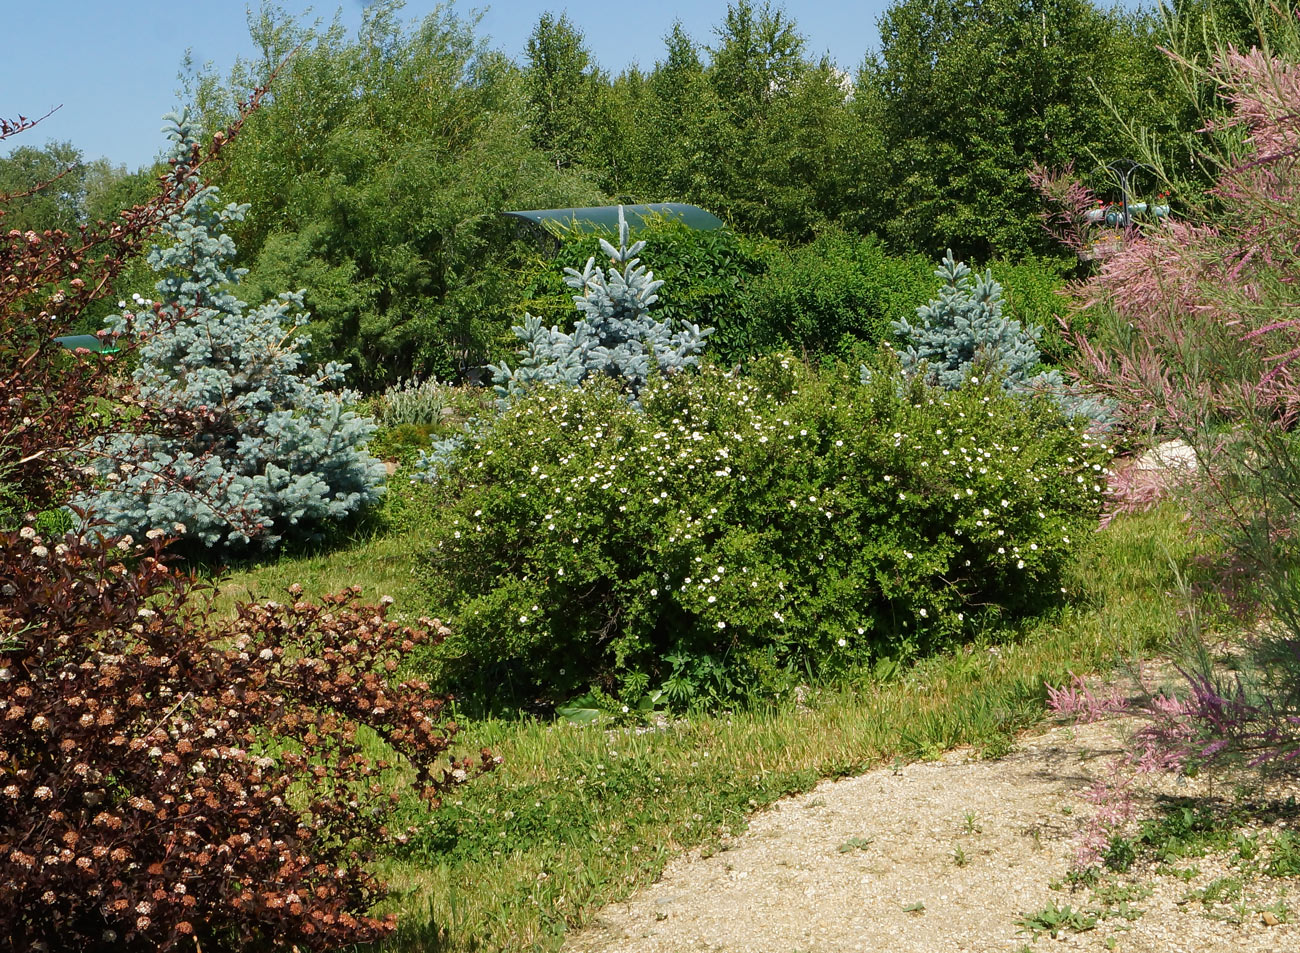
[504,203,725,234]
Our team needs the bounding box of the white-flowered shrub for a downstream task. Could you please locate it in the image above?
[416,354,1109,706]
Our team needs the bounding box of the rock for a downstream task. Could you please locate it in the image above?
[1133,439,1198,473]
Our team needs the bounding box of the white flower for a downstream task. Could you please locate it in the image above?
[837,638,847,647]
[1017,559,1026,569]
[918,608,928,617]
[650,588,658,596]
[717,621,726,629]
[519,615,528,624]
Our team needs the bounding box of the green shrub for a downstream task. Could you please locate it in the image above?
[417,355,1107,707]
[990,257,1073,362]
[519,225,1071,368]
[732,231,934,362]
[516,218,766,341]
[373,375,457,428]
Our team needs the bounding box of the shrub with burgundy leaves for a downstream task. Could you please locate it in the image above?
[1,100,489,951]
[1,530,488,952]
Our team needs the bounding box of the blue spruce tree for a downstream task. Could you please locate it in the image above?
[869,250,1112,426]
[74,111,385,549]
[490,207,713,400]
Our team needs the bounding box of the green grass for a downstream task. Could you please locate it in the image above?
[209,525,425,624]
[208,505,1209,953]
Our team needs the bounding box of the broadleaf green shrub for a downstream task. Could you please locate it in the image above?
[731,231,933,362]
[418,355,1108,706]
[516,217,766,347]
[521,225,1070,366]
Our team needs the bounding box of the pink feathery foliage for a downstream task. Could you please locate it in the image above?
[1098,458,1178,527]
[1045,673,1130,722]
[1074,760,1139,870]
[1041,42,1300,873]
[1027,162,1107,261]
[1053,665,1300,871]
[1038,49,1300,435]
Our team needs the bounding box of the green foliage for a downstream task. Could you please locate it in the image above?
[523,225,1069,366]
[490,209,713,401]
[862,0,1173,259]
[372,376,457,428]
[188,1,602,387]
[1016,903,1098,939]
[518,218,766,338]
[524,12,604,171]
[733,231,934,361]
[416,355,1107,707]
[0,140,96,233]
[75,112,385,551]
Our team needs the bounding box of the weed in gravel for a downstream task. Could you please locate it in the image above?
[1259,898,1290,924]
[963,810,982,834]
[1089,879,1152,907]
[1016,903,1098,939]
[1098,900,1144,922]
[952,843,968,867]
[1187,875,1243,910]
[902,901,926,915]
[1267,829,1300,877]
[837,836,874,853]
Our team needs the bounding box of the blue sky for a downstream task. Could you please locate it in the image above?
[3,1,889,171]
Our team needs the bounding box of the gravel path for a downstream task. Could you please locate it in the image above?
[565,718,1299,953]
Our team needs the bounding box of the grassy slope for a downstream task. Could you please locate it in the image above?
[217,506,1209,952]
